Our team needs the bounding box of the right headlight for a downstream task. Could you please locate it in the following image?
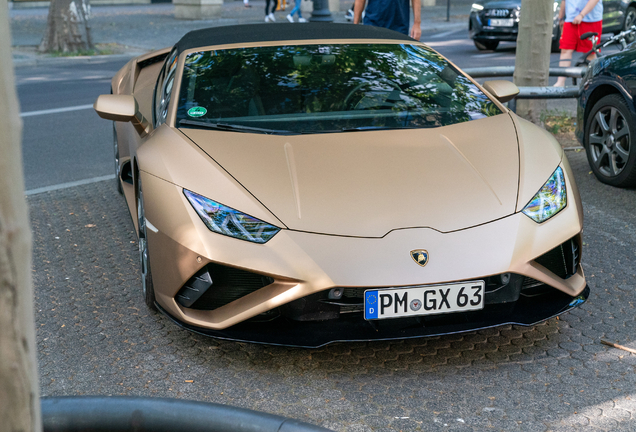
[522,166,567,223]
[471,3,484,12]
[184,189,280,244]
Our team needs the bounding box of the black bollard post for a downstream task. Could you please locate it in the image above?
[309,0,333,22]
[446,0,451,21]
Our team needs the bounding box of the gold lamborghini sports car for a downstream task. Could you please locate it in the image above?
[95,23,588,347]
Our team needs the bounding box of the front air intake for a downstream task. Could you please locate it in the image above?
[534,236,581,279]
[175,263,273,310]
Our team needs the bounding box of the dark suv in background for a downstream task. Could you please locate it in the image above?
[469,0,636,51]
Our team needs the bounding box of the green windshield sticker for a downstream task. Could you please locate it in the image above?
[187,106,207,118]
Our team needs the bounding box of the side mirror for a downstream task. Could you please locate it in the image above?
[482,80,520,104]
[94,94,150,137]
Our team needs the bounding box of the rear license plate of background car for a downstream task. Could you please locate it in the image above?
[364,281,484,320]
[488,18,513,26]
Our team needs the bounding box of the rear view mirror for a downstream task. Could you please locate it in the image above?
[482,80,520,104]
[94,94,149,137]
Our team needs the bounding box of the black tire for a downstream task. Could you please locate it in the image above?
[623,6,636,44]
[113,122,123,195]
[136,175,158,311]
[474,40,499,51]
[584,94,636,188]
[551,24,561,53]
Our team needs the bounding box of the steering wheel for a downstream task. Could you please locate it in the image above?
[343,79,403,110]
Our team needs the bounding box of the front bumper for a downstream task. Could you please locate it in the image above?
[469,10,520,42]
[469,10,559,43]
[140,155,587,346]
[159,285,589,347]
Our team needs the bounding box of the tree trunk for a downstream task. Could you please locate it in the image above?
[39,0,93,53]
[513,0,553,123]
[0,3,41,432]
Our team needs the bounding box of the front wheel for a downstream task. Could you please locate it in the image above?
[474,40,499,51]
[585,94,636,188]
[113,122,123,195]
[137,175,157,311]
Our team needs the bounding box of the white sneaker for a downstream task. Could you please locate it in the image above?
[345,8,353,21]
[298,17,307,22]
[265,15,272,22]
[286,14,294,22]
[268,12,276,22]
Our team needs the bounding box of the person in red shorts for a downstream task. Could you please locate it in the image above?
[554,0,602,86]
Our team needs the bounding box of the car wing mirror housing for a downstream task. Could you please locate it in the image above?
[94,94,150,137]
[482,80,520,104]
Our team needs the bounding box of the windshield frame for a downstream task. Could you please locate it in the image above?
[164,40,508,131]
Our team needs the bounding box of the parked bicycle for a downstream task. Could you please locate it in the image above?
[576,25,636,67]
[568,25,636,85]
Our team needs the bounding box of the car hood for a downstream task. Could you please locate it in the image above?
[180,114,520,237]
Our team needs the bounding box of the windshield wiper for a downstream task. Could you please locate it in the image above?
[179,119,298,135]
[340,125,419,132]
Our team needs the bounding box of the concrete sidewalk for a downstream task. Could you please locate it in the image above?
[10,1,470,66]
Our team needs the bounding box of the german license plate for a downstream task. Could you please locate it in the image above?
[364,281,484,320]
[488,18,513,27]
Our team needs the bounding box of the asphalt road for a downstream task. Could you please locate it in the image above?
[18,29,636,431]
[18,58,128,191]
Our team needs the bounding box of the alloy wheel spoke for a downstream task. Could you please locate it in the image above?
[609,108,619,134]
[610,153,620,176]
[615,142,630,162]
[595,146,610,170]
[588,134,604,146]
[596,110,610,133]
[614,126,629,142]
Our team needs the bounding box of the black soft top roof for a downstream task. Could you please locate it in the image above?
[174,23,414,54]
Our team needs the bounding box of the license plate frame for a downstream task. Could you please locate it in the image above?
[364,280,485,320]
[488,18,514,27]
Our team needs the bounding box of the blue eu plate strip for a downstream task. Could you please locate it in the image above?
[365,290,379,320]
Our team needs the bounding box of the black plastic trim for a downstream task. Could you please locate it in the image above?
[157,286,590,348]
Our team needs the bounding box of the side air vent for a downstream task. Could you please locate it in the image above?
[137,53,169,70]
[534,237,581,279]
[120,161,133,185]
[176,262,274,310]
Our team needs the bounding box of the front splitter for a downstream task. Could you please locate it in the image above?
[157,286,589,348]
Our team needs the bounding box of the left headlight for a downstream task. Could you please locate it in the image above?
[522,166,567,223]
[184,189,280,243]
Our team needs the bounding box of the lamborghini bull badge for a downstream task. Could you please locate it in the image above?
[411,250,429,267]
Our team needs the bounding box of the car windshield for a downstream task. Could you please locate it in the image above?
[176,43,502,134]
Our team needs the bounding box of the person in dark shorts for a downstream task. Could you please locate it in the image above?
[554,0,602,87]
[353,0,421,40]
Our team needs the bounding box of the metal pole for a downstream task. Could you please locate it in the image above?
[309,0,333,22]
[446,0,450,22]
[463,66,586,78]
[508,98,516,113]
